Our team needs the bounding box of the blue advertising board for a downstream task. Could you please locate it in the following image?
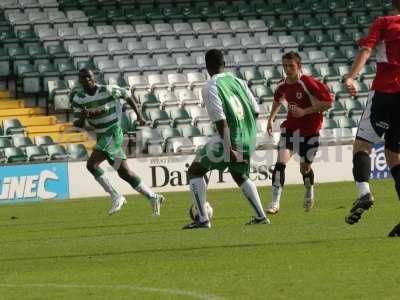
[0,162,69,204]
[370,144,391,179]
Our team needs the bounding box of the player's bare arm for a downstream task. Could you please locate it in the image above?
[215,119,247,163]
[290,100,332,118]
[344,47,372,96]
[126,92,146,126]
[267,101,282,136]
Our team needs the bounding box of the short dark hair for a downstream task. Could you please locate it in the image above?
[282,51,302,65]
[393,0,400,10]
[205,49,225,69]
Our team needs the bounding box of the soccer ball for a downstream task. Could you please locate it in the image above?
[189,202,213,222]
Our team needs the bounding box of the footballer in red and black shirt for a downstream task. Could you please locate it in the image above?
[265,51,333,215]
[344,0,400,234]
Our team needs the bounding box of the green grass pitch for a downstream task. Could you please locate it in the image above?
[1,179,400,300]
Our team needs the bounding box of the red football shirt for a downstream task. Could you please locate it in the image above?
[274,75,333,136]
[359,15,400,93]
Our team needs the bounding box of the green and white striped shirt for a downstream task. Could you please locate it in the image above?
[72,84,131,135]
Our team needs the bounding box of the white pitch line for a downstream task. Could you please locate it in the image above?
[0,283,225,300]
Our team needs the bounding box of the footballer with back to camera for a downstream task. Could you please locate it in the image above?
[182,49,270,229]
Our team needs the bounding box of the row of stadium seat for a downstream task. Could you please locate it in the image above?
[0,141,88,163]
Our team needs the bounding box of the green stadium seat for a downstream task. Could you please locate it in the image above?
[260,66,283,85]
[315,33,336,49]
[0,137,11,149]
[0,48,11,77]
[26,145,49,162]
[8,47,30,75]
[337,117,357,128]
[251,85,274,102]
[17,30,40,45]
[318,65,341,83]
[4,147,27,163]
[325,49,348,64]
[329,101,347,117]
[67,143,89,160]
[161,127,181,141]
[144,108,172,128]
[179,125,202,138]
[330,32,354,47]
[13,136,33,148]
[285,19,305,32]
[328,0,348,14]
[27,45,51,65]
[343,99,365,116]
[302,65,322,81]
[240,68,266,86]
[322,118,339,129]
[47,144,68,161]
[357,15,375,29]
[166,107,192,126]
[321,16,341,31]
[3,119,25,135]
[303,17,324,32]
[309,1,330,14]
[37,62,60,92]
[34,135,55,146]
[360,65,376,81]
[17,64,41,95]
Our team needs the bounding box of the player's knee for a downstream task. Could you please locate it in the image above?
[353,151,371,182]
[390,164,400,200]
[272,163,286,187]
[300,164,311,175]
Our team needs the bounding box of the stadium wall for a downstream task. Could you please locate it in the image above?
[68,145,356,199]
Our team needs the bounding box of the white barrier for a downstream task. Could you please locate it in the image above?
[68,145,355,199]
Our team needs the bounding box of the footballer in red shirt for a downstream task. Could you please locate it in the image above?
[344,0,400,235]
[265,51,333,214]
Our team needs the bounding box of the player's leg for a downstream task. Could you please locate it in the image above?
[116,160,165,216]
[300,134,319,212]
[265,147,293,214]
[230,171,269,225]
[182,161,211,229]
[346,91,384,224]
[300,162,315,211]
[86,149,124,214]
[383,104,400,236]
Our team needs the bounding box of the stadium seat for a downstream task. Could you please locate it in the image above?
[322,118,339,129]
[165,136,195,154]
[67,143,88,160]
[144,107,172,127]
[318,65,342,83]
[329,101,347,117]
[251,85,274,102]
[26,145,48,162]
[13,136,33,148]
[0,137,12,149]
[3,118,25,135]
[240,68,265,86]
[337,116,357,128]
[4,146,26,163]
[46,144,68,160]
[34,135,54,146]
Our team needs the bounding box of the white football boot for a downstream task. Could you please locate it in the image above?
[304,186,315,212]
[265,201,280,214]
[108,195,127,215]
[149,194,165,216]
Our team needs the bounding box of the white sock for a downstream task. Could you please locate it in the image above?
[135,181,157,199]
[96,175,119,198]
[356,181,370,198]
[241,179,266,219]
[305,185,314,200]
[272,185,282,205]
[189,177,209,222]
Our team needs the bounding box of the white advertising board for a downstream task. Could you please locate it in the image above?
[68,145,354,199]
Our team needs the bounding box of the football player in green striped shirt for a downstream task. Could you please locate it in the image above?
[72,69,164,215]
[182,49,269,229]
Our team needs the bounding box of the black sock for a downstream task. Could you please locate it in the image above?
[353,151,371,182]
[390,164,400,200]
[302,169,314,187]
[272,163,286,188]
